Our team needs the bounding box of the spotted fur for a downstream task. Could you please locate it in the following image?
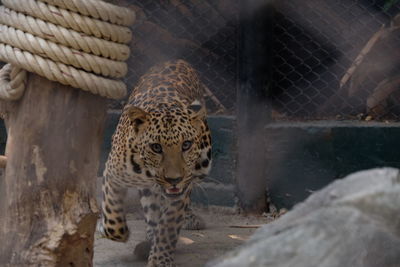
[100,60,212,267]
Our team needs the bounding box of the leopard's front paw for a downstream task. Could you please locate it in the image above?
[147,254,175,267]
[97,217,130,242]
[147,260,175,267]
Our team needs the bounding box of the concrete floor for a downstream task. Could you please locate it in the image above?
[94,206,273,267]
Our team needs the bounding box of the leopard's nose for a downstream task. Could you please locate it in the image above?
[165,177,183,186]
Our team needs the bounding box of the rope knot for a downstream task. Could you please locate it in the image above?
[0,64,26,100]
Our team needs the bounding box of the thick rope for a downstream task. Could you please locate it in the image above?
[0,43,127,99]
[2,0,133,44]
[0,25,128,78]
[37,0,136,26]
[0,0,135,100]
[0,7,130,61]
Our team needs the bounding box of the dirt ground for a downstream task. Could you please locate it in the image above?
[94,206,274,267]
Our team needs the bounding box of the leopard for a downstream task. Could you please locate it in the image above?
[99,59,212,267]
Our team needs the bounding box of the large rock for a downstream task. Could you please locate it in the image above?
[208,168,400,267]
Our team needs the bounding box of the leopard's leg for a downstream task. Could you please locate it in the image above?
[147,192,190,267]
[182,177,207,230]
[134,186,161,260]
[99,175,129,242]
[140,187,162,242]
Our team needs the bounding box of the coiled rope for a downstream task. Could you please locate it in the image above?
[0,0,135,100]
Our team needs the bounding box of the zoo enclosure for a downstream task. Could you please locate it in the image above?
[116,0,400,211]
[1,0,398,211]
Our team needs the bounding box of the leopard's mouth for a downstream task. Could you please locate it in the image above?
[164,184,188,198]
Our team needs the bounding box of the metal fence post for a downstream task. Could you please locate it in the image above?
[236,0,274,212]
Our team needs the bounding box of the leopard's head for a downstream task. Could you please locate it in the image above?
[125,100,211,197]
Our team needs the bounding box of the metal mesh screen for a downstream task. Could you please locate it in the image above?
[269,0,400,121]
[112,0,239,114]
[1,0,398,120]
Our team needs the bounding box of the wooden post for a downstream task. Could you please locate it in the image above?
[236,0,273,212]
[0,73,107,266]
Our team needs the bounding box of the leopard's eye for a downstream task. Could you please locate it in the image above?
[150,143,163,154]
[182,140,193,151]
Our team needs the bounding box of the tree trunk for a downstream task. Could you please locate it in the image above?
[0,73,107,266]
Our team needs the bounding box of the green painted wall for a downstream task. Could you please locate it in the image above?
[4,116,400,209]
[266,121,400,208]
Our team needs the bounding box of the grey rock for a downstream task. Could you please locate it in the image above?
[208,168,400,267]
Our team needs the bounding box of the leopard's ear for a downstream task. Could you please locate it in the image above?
[188,100,206,130]
[188,100,206,119]
[124,105,149,133]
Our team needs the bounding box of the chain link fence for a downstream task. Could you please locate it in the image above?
[120,0,399,120]
[270,0,400,121]
[1,0,398,120]
[110,0,239,114]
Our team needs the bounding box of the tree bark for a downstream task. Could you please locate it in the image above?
[0,73,107,266]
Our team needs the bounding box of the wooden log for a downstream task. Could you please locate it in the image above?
[0,73,107,266]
